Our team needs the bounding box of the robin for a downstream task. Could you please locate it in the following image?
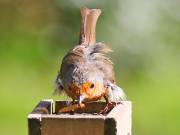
[54,7,126,114]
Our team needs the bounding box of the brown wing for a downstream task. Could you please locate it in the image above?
[87,43,116,83]
[59,45,86,83]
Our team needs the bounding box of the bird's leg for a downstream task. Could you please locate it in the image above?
[67,99,75,114]
[70,99,75,114]
[71,99,76,105]
[104,95,109,103]
[71,98,85,110]
[99,96,116,115]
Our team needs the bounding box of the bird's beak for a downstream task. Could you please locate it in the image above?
[79,95,86,104]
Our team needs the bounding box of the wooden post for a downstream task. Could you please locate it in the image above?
[28,99,53,135]
[28,100,132,135]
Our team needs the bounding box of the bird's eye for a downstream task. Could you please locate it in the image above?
[90,83,94,89]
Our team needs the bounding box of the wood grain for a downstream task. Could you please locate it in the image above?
[28,100,132,135]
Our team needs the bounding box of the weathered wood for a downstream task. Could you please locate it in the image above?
[28,100,132,135]
[31,99,53,114]
[106,101,132,135]
[28,116,41,135]
[55,100,106,114]
[41,115,105,135]
[28,99,53,135]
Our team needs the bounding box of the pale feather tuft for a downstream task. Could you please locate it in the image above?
[106,83,127,102]
[87,42,113,55]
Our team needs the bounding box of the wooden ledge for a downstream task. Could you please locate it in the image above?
[28,99,132,135]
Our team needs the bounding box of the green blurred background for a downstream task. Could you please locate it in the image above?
[0,0,180,135]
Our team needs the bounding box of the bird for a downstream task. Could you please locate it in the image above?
[54,7,126,114]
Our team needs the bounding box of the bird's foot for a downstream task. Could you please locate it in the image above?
[70,100,76,105]
[99,102,117,115]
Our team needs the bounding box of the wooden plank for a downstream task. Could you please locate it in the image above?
[41,115,105,135]
[28,115,41,135]
[28,99,53,135]
[107,101,132,135]
[104,118,117,135]
[28,100,132,135]
[31,99,53,114]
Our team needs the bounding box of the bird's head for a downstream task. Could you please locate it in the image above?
[78,80,104,103]
[67,72,105,103]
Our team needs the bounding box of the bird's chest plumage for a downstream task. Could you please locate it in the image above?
[61,60,105,101]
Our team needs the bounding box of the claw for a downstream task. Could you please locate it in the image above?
[99,102,116,115]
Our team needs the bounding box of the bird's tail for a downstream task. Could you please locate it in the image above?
[106,83,127,102]
[79,7,101,46]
